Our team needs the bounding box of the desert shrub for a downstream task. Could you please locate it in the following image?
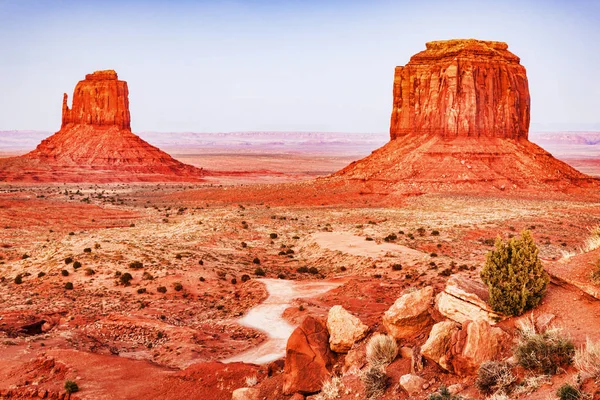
[316,376,344,400]
[84,268,95,276]
[417,227,426,236]
[383,233,397,242]
[254,267,265,276]
[366,334,398,368]
[556,383,583,400]
[241,274,250,282]
[199,259,204,265]
[428,385,462,400]
[231,278,237,284]
[575,338,600,381]
[252,257,261,265]
[73,261,82,270]
[391,264,402,271]
[129,261,143,269]
[14,274,22,284]
[431,230,440,236]
[61,269,69,277]
[199,276,205,282]
[64,380,79,394]
[64,282,74,290]
[173,282,183,291]
[241,242,247,248]
[270,233,278,239]
[308,267,319,274]
[83,247,91,253]
[22,254,29,259]
[65,257,73,264]
[361,366,387,399]
[137,288,146,294]
[119,272,133,286]
[475,361,516,394]
[175,254,182,260]
[515,317,574,375]
[365,237,374,241]
[37,272,46,278]
[480,230,549,316]
[277,273,285,280]
[297,266,309,273]
[244,375,258,387]
[142,272,153,280]
[157,286,167,293]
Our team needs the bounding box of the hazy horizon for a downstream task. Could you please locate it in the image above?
[1,0,599,133]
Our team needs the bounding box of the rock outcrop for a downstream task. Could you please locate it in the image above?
[436,275,505,324]
[326,305,369,353]
[283,316,334,395]
[382,286,434,340]
[0,70,204,182]
[421,319,509,376]
[390,39,529,140]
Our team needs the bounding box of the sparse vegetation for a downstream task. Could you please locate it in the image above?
[254,267,265,276]
[297,266,309,273]
[556,383,584,400]
[428,385,462,400]
[270,233,278,239]
[574,338,600,381]
[85,268,95,276]
[73,261,82,270]
[308,267,319,274]
[481,230,549,316]
[173,282,183,291]
[361,366,387,399]
[83,247,92,253]
[65,257,73,264]
[475,361,516,395]
[119,272,133,286]
[64,380,79,394]
[157,286,167,293]
[316,376,344,400]
[129,261,143,269]
[515,317,574,375]
[14,274,22,284]
[252,257,260,264]
[65,282,74,290]
[366,334,398,368]
[61,269,69,277]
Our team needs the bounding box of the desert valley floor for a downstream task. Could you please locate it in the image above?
[1,147,600,399]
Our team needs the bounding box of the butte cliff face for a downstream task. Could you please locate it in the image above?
[0,70,203,182]
[390,40,530,140]
[332,39,596,196]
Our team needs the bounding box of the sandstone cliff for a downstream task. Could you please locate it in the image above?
[390,39,530,140]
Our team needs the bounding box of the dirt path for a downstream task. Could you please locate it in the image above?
[311,231,425,260]
[222,278,341,364]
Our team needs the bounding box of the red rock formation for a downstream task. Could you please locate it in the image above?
[283,316,334,395]
[62,70,130,130]
[390,39,530,140]
[0,70,203,182]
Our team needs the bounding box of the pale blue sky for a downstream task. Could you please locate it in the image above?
[0,0,598,132]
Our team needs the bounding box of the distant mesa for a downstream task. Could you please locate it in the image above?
[0,70,204,183]
[333,39,596,195]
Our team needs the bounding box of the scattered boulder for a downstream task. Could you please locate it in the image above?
[436,274,505,324]
[283,316,334,395]
[399,374,427,396]
[326,305,369,353]
[231,387,260,400]
[421,321,460,372]
[382,286,434,339]
[421,319,508,376]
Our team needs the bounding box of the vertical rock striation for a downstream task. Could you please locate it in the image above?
[390,39,530,140]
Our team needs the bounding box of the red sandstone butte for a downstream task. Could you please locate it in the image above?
[0,70,204,183]
[390,39,530,140]
[332,39,596,195]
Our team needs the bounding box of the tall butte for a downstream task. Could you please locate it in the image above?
[334,39,595,195]
[0,70,203,182]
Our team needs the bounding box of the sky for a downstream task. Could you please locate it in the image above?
[0,0,599,133]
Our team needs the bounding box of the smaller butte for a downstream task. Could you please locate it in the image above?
[0,70,204,183]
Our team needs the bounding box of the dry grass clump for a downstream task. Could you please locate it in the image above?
[515,317,575,375]
[475,361,516,395]
[315,376,344,400]
[512,374,551,396]
[361,366,387,399]
[427,385,463,400]
[556,383,585,400]
[582,225,600,253]
[575,338,600,381]
[366,334,398,368]
[244,375,258,387]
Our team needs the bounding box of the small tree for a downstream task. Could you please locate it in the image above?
[481,230,549,316]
